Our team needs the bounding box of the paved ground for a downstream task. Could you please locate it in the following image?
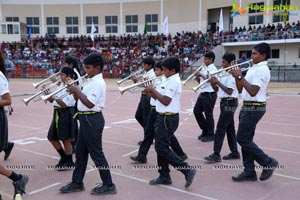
[0,78,299,200]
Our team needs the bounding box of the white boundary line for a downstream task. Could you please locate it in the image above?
[28,183,61,195]
[122,149,138,157]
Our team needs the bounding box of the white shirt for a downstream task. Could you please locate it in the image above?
[77,73,106,111]
[199,63,217,93]
[0,71,9,100]
[242,61,270,102]
[156,73,181,113]
[217,75,239,98]
[150,75,166,106]
[52,84,76,107]
[143,68,156,81]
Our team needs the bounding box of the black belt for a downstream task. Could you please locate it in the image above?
[243,101,266,106]
[158,112,178,116]
[73,110,102,118]
[221,97,237,101]
[151,106,156,110]
[201,92,215,95]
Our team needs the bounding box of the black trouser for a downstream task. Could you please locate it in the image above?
[154,114,189,178]
[213,99,239,155]
[193,92,217,136]
[237,105,270,175]
[138,108,186,159]
[135,94,151,131]
[72,112,113,186]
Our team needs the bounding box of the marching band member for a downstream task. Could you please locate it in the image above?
[60,54,116,195]
[130,61,188,163]
[204,53,240,163]
[144,57,196,188]
[132,57,156,145]
[230,43,278,182]
[0,51,28,199]
[46,67,77,170]
[193,52,218,142]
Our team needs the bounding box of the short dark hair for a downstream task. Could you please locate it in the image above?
[222,53,236,63]
[61,66,75,79]
[253,42,271,59]
[64,56,81,78]
[143,57,155,67]
[204,51,215,62]
[154,61,163,71]
[83,54,104,71]
[162,57,180,73]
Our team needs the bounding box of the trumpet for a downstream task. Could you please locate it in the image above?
[116,69,144,85]
[32,71,61,88]
[119,77,162,95]
[192,59,253,92]
[41,74,88,101]
[22,80,61,105]
[182,63,205,85]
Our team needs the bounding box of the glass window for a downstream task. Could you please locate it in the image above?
[271,49,280,58]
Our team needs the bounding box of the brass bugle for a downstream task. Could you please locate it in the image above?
[192,59,253,92]
[32,71,61,88]
[182,63,205,86]
[116,69,144,85]
[41,74,88,101]
[118,77,160,95]
[22,80,61,106]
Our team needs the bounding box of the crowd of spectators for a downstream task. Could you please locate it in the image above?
[1,21,300,78]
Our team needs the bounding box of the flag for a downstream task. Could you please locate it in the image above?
[162,16,168,35]
[90,21,96,42]
[144,21,148,35]
[218,9,224,33]
[28,26,32,39]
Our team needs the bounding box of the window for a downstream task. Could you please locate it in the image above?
[105,16,118,33]
[249,15,263,25]
[6,17,19,22]
[126,15,138,33]
[271,49,280,58]
[46,17,59,34]
[66,17,79,34]
[239,50,252,58]
[86,16,98,33]
[26,17,40,34]
[272,0,290,23]
[145,14,158,32]
[46,17,59,25]
[248,2,264,25]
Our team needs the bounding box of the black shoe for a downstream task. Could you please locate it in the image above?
[179,153,188,161]
[91,184,117,195]
[137,141,143,146]
[0,193,2,200]
[4,142,14,160]
[185,169,196,188]
[232,172,257,182]
[260,157,279,181]
[130,155,147,163]
[13,175,29,196]
[222,153,240,160]
[149,177,172,185]
[201,135,214,142]
[204,153,221,163]
[60,182,84,193]
[197,131,207,140]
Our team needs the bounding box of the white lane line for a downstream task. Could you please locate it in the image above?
[260,121,300,127]
[111,118,137,125]
[15,147,59,159]
[261,147,300,155]
[257,131,300,138]
[103,139,138,148]
[111,171,218,200]
[122,149,138,157]
[28,183,61,195]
